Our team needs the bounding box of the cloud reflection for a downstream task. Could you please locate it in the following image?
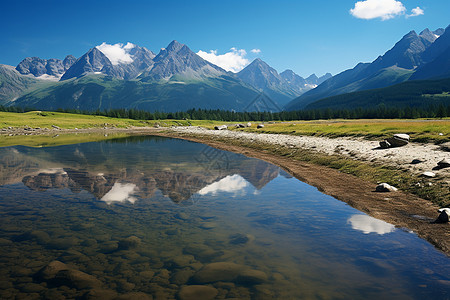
[198,174,249,196]
[348,214,395,235]
[38,168,67,175]
[101,182,138,204]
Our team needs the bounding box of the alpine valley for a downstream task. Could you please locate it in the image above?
[1,24,450,113]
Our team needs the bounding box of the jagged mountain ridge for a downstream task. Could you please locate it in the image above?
[16,55,76,80]
[61,44,155,81]
[139,40,225,81]
[237,58,331,106]
[9,40,326,111]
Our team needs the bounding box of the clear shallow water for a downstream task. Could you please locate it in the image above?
[0,136,448,299]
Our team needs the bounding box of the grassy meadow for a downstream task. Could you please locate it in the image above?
[0,111,449,146]
[240,119,450,143]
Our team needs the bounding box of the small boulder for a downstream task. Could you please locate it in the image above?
[410,159,425,164]
[214,125,227,130]
[246,122,252,127]
[386,134,409,147]
[257,124,264,129]
[437,158,450,168]
[435,208,450,223]
[421,172,436,178]
[375,183,398,192]
[439,142,450,152]
[379,140,391,149]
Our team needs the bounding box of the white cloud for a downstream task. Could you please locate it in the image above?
[350,0,406,20]
[348,215,395,235]
[198,174,249,196]
[96,42,136,65]
[407,6,424,18]
[251,48,261,54]
[197,48,251,72]
[101,182,138,204]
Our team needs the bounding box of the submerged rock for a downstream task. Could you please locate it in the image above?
[36,260,102,289]
[375,183,398,192]
[170,269,196,285]
[178,285,218,300]
[83,289,117,300]
[54,269,102,289]
[229,233,252,245]
[114,292,153,300]
[35,260,68,281]
[236,269,268,284]
[118,236,141,250]
[193,262,244,283]
[192,262,268,285]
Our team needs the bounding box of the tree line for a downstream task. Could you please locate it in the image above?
[0,104,448,121]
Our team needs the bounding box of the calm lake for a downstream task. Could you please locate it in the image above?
[0,135,449,299]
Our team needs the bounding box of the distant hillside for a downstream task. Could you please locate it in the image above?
[13,74,259,112]
[304,78,450,110]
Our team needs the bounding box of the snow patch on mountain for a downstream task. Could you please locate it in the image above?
[96,42,136,65]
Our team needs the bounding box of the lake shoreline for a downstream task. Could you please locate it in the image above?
[152,128,450,256]
[1,126,449,255]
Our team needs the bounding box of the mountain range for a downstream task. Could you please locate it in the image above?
[1,24,449,113]
[285,25,450,111]
[1,41,328,112]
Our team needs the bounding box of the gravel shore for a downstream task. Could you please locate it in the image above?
[170,126,449,181]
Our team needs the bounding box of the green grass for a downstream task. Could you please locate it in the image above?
[0,111,152,129]
[238,119,450,144]
[0,132,136,148]
[1,111,449,144]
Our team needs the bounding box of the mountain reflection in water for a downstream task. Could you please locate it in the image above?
[0,135,448,300]
[1,136,280,204]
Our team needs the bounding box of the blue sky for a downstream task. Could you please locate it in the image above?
[1,0,449,77]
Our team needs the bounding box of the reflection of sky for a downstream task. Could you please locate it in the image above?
[198,174,250,196]
[101,182,138,204]
[348,215,395,235]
